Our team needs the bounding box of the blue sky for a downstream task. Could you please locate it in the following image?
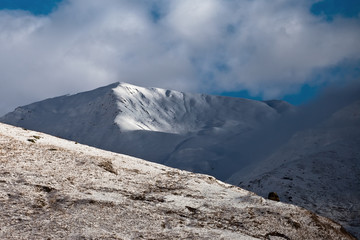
[2,0,359,20]
[0,0,62,15]
[311,0,360,19]
[0,0,359,115]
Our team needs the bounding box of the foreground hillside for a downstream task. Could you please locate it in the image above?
[0,123,354,239]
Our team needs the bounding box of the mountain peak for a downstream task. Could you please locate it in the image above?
[113,82,288,134]
[0,81,293,177]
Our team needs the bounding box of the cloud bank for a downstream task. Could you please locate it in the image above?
[1,0,360,115]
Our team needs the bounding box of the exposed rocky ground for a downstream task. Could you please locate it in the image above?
[0,123,355,239]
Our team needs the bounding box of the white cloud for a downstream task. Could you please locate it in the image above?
[0,0,360,115]
[166,0,226,43]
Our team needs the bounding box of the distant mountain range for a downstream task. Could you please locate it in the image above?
[228,98,360,237]
[1,82,359,238]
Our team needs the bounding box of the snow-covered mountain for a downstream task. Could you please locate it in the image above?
[0,82,293,180]
[1,82,359,238]
[0,122,355,239]
[228,98,360,238]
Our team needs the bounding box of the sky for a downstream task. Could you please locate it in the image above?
[0,0,359,116]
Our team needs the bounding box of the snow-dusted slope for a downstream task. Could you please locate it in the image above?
[228,99,360,238]
[113,83,279,134]
[0,82,292,180]
[0,123,355,239]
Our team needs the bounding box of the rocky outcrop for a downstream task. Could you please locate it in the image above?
[268,192,280,202]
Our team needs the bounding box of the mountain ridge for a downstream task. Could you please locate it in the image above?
[0,82,294,180]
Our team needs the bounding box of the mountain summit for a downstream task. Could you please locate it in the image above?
[0,82,293,180]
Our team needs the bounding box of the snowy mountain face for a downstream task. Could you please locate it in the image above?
[0,82,293,180]
[228,99,360,238]
[113,83,276,134]
[0,123,355,239]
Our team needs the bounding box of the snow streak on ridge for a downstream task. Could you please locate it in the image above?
[112,82,282,134]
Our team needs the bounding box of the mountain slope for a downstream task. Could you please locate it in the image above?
[0,122,355,239]
[228,99,360,238]
[0,82,293,180]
